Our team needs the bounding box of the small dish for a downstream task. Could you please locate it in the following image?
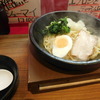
[0,55,18,100]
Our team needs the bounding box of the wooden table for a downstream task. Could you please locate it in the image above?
[0,34,100,100]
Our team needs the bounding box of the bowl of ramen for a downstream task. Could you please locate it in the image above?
[29,11,100,73]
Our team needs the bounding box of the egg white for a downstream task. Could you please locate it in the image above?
[52,35,73,58]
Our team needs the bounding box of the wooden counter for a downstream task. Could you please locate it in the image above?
[0,34,100,100]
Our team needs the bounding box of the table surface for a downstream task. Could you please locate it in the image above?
[0,34,100,100]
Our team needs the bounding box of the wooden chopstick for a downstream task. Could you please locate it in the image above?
[39,78,100,91]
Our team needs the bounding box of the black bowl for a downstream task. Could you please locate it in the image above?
[0,55,18,100]
[29,11,100,74]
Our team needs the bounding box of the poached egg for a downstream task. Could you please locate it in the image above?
[52,35,73,58]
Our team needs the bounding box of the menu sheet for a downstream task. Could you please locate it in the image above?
[0,0,100,24]
[0,0,41,24]
[68,0,100,19]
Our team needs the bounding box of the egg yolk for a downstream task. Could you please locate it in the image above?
[54,36,68,48]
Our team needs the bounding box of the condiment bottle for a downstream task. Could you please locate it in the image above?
[0,4,10,35]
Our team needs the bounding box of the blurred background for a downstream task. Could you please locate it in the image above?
[0,0,100,35]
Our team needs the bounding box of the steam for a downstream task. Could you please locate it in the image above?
[35,11,100,45]
[76,13,100,36]
[49,12,100,37]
